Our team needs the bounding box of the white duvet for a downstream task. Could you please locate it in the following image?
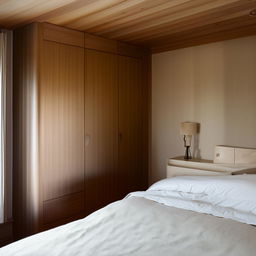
[1,175,256,256]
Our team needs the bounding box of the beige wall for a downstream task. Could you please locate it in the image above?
[151,36,256,183]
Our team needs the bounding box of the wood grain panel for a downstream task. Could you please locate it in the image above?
[65,0,166,30]
[142,54,151,188]
[41,212,85,231]
[0,0,76,28]
[149,15,256,48]
[13,21,149,240]
[2,0,256,52]
[118,56,144,197]
[102,0,251,39]
[43,192,85,225]
[85,0,183,33]
[13,23,41,239]
[84,33,150,57]
[85,49,118,214]
[43,23,84,47]
[128,3,256,43]
[84,33,117,53]
[117,41,150,58]
[0,222,13,247]
[47,0,126,25]
[151,23,256,53]
[40,40,85,202]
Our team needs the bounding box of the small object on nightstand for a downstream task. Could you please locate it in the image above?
[180,122,199,160]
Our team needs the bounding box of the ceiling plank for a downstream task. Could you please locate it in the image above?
[148,15,256,48]
[129,8,254,44]
[100,0,251,39]
[0,0,77,28]
[89,0,208,34]
[65,0,167,30]
[70,0,193,31]
[152,23,256,53]
[46,0,126,25]
[1,0,256,52]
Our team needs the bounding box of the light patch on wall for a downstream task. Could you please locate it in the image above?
[152,35,256,183]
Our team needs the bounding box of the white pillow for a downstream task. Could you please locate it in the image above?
[145,174,256,224]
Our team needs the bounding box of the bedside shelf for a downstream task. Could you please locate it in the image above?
[167,156,256,178]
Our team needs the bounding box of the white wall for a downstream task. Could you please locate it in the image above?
[151,36,256,183]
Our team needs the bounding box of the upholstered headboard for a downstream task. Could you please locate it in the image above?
[214,145,256,165]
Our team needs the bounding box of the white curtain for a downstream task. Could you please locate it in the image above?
[0,31,7,223]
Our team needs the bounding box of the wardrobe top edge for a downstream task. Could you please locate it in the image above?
[13,22,151,58]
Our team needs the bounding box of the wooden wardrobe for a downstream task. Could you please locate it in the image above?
[13,23,150,239]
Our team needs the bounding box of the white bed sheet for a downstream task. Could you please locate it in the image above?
[1,196,256,256]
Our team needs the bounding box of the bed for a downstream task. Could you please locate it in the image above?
[1,146,256,255]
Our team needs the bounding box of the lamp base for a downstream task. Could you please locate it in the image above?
[184,146,192,160]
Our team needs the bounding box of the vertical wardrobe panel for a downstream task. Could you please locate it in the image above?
[118,56,143,197]
[13,23,41,239]
[40,41,85,223]
[85,49,118,214]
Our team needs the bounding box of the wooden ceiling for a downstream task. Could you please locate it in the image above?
[1,0,256,53]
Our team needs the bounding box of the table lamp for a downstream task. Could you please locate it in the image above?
[180,122,198,160]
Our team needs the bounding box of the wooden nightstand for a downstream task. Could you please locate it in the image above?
[167,156,256,178]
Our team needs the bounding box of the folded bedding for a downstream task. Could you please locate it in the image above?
[1,174,256,255]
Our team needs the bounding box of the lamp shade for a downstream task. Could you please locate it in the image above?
[180,122,198,135]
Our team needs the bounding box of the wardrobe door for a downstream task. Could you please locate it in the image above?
[85,49,118,214]
[118,56,144,198]
[40,41,85,227]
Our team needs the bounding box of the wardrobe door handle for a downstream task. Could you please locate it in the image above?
[85,134,90,147]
